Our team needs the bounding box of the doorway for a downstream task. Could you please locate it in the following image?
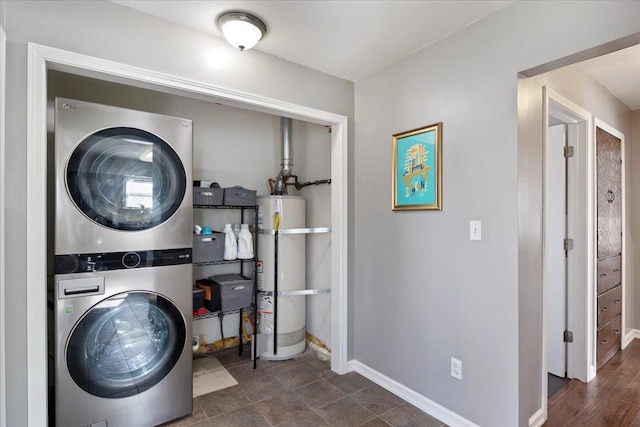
[542,87,595,415]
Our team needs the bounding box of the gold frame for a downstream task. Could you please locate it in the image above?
[392,122,442,211]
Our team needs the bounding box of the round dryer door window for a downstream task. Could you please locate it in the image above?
[66,127,187,231]
[66,292,186,398]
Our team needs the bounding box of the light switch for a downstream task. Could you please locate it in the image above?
[470,220,481,241]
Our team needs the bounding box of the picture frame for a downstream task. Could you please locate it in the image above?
[392,122,442,211]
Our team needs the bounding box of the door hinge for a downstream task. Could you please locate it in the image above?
[564,330,574,343]
[564,238,574,251]
[564,146,575,158]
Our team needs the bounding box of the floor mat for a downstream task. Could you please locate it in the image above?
[193,357,238,398]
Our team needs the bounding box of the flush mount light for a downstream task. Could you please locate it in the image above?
[217,11,267,52]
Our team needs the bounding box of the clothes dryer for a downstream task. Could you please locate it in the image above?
[54,98,192,255]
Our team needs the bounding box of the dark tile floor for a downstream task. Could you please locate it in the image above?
[162,345,447,427]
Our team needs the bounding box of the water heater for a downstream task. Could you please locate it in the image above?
[258,195,306,360]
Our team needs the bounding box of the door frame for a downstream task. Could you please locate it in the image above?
[0,23,6,427]
[594,118,627,348]
[541,87,595,420]
[26,43,349,426]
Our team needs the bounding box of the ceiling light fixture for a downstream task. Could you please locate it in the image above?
[217,11,267,52]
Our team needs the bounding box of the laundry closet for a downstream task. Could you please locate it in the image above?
[46,70,333,423]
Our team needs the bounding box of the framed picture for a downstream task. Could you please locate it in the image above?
[392,122,442,211]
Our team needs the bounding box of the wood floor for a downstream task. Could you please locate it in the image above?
[545,339,640,426]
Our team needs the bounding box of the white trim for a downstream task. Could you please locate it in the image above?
[541,87,595,422]
[27,43,349,424]
[0,23,6,427]
[330,120,349,375]
[350,360,480,427]
[623,329,640,347]
[529,408,545,427]
[26,42,49,427]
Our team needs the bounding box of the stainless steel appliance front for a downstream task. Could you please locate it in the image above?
[55,264,192,427]
[55,98,193,255]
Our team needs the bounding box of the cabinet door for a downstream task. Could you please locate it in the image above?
[596,127,622,259]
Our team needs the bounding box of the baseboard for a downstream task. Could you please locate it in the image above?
[529,408,545,427]
[348,360,480,427]
[623,329,640,349]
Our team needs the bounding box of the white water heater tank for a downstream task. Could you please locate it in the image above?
[258,195,306,360]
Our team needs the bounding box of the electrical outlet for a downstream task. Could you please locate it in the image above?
[451,357,462,380]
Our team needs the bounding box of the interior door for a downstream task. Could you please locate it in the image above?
[546,124,568,377]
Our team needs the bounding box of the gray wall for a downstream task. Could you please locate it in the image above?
[354,1,640,426]
[3,1,352,425]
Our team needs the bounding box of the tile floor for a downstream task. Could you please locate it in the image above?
[161,345,447,427]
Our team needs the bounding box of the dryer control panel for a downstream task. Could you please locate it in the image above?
[54,248,192,274]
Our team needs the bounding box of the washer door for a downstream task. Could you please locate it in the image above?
[66,127,187,231]
[66,292,186,398]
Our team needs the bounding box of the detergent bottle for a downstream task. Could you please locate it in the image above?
[237,224,254,259]
[223,224,237,260]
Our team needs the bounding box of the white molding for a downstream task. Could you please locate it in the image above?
[330,120,349,375]
[27,43,349,424]
[0,23,6,427]
[350,360,480,427]
[26,42,49,427]
[529,408,545,427]
[623,329,640,347]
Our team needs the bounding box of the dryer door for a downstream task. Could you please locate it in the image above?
[66,291,186,398]
[66,127,187,231]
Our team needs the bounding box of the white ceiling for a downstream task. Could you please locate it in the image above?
[112,0,514,82]
[113,1,640,110]
[579,44,640,111]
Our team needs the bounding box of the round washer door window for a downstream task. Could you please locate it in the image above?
[66,127,187,231]
[66,292,186,398]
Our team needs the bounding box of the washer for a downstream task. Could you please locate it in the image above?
[54,97,192,255]
[53,98,193,426]
[54,256,192,427]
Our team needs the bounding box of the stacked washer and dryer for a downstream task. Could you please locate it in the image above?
[53,98,193,426]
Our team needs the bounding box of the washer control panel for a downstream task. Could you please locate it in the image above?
[54,248,192,274]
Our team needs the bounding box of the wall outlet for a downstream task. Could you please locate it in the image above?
[451,357,462,380]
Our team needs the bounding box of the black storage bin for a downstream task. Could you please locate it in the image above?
[193,288,204,310]
[195,279,222,312]
[208,273,254,312]
[223,186,257,206]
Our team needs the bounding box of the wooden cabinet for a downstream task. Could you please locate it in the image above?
[596,314,621,369]
[596,255,621,295]
[596,127,622,370]
[596,128,623,259]
[597,285,622,330]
